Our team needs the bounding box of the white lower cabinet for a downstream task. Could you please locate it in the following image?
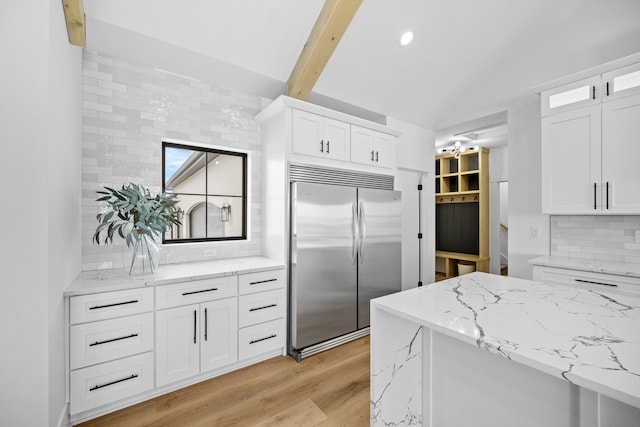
[70,352,154,415]
[155,297,237,387]
[68,264,286,423]
[532,265,640,296]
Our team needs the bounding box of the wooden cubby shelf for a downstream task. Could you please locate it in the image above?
[435,148,489,279]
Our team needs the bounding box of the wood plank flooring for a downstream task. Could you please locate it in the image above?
[78,336,370,427]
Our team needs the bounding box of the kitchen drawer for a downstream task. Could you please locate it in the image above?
[70,288,154,325]
[70,352,154,415]
[155,276,237,310]
[238,318,285,361]
[533,266,640,296]
[238,269,285,295]
[70,312,154,370]
[238,289,285,328]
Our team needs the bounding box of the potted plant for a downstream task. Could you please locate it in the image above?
[93,183,181,274]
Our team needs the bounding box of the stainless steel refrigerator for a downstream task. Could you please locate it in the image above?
[290,181,401,361]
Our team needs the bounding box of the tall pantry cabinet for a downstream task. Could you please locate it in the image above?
[540,60,640,214]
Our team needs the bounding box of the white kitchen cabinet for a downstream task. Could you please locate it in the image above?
[541,106,601,214]
[69,288,155,415]
[292,109,350,161]
[540,60,640,214]
[541,76,601,117]
[237,269,286,361]
[350,125,395,168]
[156,297,237,387]
[601,94,640,213]
[532,265,640,296]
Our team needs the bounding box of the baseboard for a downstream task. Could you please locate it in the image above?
[56,403,71,427]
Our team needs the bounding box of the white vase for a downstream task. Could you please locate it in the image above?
[127,232,159,275]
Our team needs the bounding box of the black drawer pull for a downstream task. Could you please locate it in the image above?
[89,333,138,347]
[89,374,138,391]
[575,279,618,288]
[89,300,138,310]
[249,279,277,286]
[182,288,218,296]
[249,334,277,345]
[249,304,277,312]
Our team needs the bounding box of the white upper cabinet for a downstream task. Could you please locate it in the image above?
[602,62,640,101]
[541,106,601,214]
[541,76,601,117]
[540,60,640,214]
[601,93,640,213]
[292,109,350,161]
[350,125,395,169]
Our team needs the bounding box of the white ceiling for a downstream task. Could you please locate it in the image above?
[83,0,640,141]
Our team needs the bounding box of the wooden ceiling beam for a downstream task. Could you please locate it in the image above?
[62,0,86,47]
[287,0,362,100]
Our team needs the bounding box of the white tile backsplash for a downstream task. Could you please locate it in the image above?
[81,50,265,271]
[550,215,640,264]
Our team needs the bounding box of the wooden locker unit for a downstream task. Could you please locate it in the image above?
[435,148,489,278]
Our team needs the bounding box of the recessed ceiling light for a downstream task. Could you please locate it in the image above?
[399,31,414,47]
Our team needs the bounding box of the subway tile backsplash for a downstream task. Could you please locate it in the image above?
[81,50,265,271]
[550,215,640,264]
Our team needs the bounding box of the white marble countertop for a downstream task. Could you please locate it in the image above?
[529,255,640,279]
[372,272,640,409]
[65,256,285,296]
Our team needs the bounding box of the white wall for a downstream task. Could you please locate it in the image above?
[388,118,435,288]
[48,1,83,425]
[0,1,81,426]
[508,98,549,279]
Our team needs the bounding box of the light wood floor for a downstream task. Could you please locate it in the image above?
[78,336,370,427]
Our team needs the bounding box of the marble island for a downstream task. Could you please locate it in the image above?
[370,272,640,426]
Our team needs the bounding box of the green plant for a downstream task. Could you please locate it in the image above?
[93,183,181,248]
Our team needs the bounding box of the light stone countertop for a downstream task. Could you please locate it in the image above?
[64,256,285,296]
[529,255,640,278]
[371,272,640,409]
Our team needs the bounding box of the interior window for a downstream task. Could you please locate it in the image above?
[162,141,247,243]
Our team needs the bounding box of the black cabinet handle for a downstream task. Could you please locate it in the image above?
[326,140,330,153]
[575,279,618,288]
[606,182,609,210]
[249,334,277,345]
[89,333,138,347]
[606,81,610,97]
[249,278,277,286]
[193,310,197,344]
[89,300,138,310]
[320,140,324,153]
[182,288,218,296]
[249,304,277,312]
[90,374,138,391]
[593,183,597,210]
[204,308,208,341]
[592,85,596,100]
[371,150,374,161]
[375,151,379,162]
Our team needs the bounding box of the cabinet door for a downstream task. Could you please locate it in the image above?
[200,298,238,373]
[351,125,395,168]
[602,94,640,213]
[541,106,602,214]
[292,109,324,157]
[156,305,200,387]
[350,125,375,165]
[602,62,640,101]
[322,117,350,161]
[541,76,601,117]
[373,131,395,168]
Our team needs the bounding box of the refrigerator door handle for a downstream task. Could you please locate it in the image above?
[352,202,358,264]
[358,201,366,264]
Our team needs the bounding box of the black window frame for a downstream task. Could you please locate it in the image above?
[162,141,248,244]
